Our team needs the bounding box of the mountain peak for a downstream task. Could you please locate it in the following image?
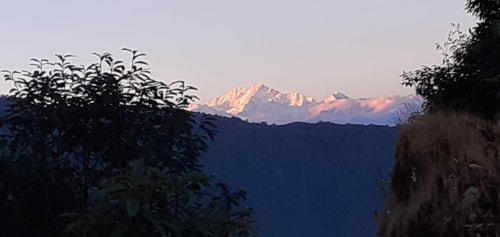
[250,83,268,90]
[189,84,422,125]
[248,83,275,96]
[202,83,283,115]
[324,91,349,103]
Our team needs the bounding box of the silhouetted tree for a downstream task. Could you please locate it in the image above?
[0,49,254,236]
[379,1,500,236]
[402,0,500,119]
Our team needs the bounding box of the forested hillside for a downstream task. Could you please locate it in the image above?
[200,116,397,236]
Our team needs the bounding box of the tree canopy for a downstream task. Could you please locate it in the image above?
[402,0,500,119]
[379,1,500,236]
[0,49,255,237]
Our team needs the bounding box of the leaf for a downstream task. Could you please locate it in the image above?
[143,210,169,236]
[183,171,211,182]
[134,60,148,65]
[62,220,87,233]
[163,221,183,237]
[132,53,147,60]
[97,183,127,196]
[58,212,80,218]
[111,218,131,237]
[130,158,145,179]
[126,197,140,218]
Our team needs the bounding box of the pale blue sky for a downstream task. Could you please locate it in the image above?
[0,0,476,101]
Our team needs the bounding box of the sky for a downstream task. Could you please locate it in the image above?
[0,0,477,102]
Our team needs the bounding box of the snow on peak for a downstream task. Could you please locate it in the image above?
[324,91,349,103]
[189,84,422,125]
[247,84,283,101]
[288,92,305,106]
[202,83,285,115]
[249,83,269,92]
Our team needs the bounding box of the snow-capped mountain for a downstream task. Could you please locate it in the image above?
[188,84,423,125]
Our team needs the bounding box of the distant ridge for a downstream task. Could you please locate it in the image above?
[200,115,396,236]
[188,84,423,125]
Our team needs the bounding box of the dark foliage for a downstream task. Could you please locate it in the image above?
[0,49,254,236]
[466,0,500,21]
[402,0,500,120]
[379,1,500,236]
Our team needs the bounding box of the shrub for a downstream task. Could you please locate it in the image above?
[0,49,255,236]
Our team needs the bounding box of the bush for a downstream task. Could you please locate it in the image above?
[0,49,255,236]
[402,0,500,119]
[62,159,254,237]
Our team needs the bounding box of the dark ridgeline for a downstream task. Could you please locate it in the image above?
[201,115,397,237]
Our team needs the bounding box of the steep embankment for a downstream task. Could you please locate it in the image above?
[378,113,500,237]
[200,116,397,236]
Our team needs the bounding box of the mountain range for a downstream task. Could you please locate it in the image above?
[188,84,423,125]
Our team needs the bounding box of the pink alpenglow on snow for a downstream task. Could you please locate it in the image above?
[188,84,423,125]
